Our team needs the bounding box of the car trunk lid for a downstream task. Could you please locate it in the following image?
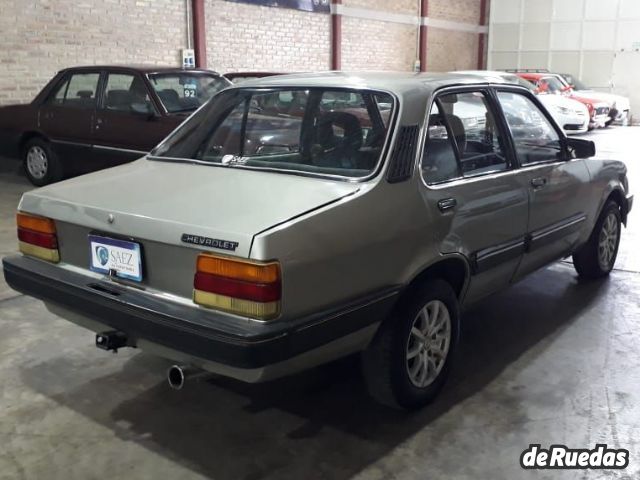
[19,159,361,259]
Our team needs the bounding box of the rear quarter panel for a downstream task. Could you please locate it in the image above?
[0,104,39,158]
[250,177,445,321]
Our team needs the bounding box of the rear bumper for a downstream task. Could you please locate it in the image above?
[2,255,397,381]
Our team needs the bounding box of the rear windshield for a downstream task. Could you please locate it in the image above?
[150,87,395,179]
[148,73,231,113]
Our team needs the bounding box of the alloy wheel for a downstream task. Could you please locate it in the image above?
[406,299,451,388]
[598,212,619,270]
[26,146,48,180]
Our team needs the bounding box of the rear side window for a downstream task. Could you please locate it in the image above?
[497,91,562,165]
[152,87,395,179]
[422,91,509,185]
[49,73,100,109]
[103,73,154,114]
[422,103,461,184]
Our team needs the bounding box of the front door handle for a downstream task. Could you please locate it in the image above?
[531,177,547,189]
[437,197,457,212]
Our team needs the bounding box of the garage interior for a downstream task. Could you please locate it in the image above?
[0,0,639,479]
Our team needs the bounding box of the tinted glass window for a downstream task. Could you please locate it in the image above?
[536,76,565,94]
[152,88,394,179]
[148,73,230,113]
[437,91,509,177]
[497,91,562,165]
[49,73,99,109]
[422,103,461,184]
[103,73,154,114]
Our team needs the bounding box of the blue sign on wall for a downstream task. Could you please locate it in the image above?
[226,0,330,13]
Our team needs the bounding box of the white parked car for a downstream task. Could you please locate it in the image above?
[455,71,589,135]
[557,74,631,126]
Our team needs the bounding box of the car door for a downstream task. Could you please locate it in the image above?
[495,88,592,280]
[38,70,100,168]
[93,71,177,167]
[420,88,529,304]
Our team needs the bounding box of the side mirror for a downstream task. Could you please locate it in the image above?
[566,137,595,158]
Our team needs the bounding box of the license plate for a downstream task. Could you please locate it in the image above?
[89,235,143,282]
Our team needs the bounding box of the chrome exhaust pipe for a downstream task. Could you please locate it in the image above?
[167,365,190,390]
[167,365,210,390]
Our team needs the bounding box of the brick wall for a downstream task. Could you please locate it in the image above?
[204,0,329,74]
[427,30,479,71]
[426,0,482,71]
[342,17,417,71]
[341,0,418,71]
[0,0,187,106]
[429,0,482,25]
[0,0,484,105]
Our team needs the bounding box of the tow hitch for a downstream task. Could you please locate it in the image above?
[96,331,129,352]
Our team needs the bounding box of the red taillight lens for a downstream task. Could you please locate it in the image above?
[16,212,60,263]
[194,272,280,303]
[18,228,58,249]
[193,254,281,320]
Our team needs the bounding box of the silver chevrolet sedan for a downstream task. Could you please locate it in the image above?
[2,72,633,409]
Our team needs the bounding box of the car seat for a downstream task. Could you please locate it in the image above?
[310,111,363,169]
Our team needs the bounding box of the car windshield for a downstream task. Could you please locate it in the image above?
[151,87,395,179]
[570,78,589,90]
[502,75,536,92]
[148,73,231,113]
[538,76,566,94]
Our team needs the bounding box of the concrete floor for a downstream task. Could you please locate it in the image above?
[1,128,639,480]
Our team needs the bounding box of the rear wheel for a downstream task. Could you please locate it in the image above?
[23,138,62,186]
[362,279,459,409]
[572,200,621,279]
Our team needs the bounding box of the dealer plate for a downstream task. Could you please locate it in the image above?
[89,235,143,282]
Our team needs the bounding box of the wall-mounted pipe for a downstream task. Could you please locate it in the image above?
[419,0,429,72]
[477,0,488,69]
[331,0,342,70]
[192,0,207,68]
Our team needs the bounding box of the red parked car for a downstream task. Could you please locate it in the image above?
[0,65,231,185]
[514,72,610,130]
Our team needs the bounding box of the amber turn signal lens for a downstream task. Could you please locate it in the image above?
[196,254,279,283]
[17,212,56,234]
[193,254,281,320]
[16,212,60,263]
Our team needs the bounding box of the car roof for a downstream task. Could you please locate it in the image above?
[517,72,547,80]
[224,71,284,79]
[230,71,510,96]
[58,65,222,76]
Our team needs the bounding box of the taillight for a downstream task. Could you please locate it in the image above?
[16,212,60,262]
[193,253,280,320]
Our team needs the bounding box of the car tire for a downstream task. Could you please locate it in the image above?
[572,200,622,279]
[23,137,63,186]
[362,279,459,410]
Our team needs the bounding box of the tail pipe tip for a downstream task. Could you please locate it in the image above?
[167,365,188,390]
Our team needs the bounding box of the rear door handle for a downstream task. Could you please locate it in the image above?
[531,177,547,189]
[437,197,457,212]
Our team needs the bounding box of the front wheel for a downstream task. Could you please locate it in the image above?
[572,200,621,279]
[362,279,459,409]
[23,138,63,186]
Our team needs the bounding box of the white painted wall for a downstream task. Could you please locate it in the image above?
[487,0,640,118]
